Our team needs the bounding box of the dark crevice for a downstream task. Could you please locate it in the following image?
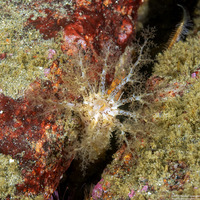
[56,132,119,200]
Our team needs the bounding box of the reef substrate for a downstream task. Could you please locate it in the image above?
[0,0,143,199]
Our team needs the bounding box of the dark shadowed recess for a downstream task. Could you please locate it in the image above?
[138,0,198,77]
[56,133,118,200]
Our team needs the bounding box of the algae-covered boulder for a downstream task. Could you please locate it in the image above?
[90,33,200,200]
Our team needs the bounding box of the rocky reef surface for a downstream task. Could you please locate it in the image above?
[0,0,143,199]
[0,0,200,199]
[90,32,200,199]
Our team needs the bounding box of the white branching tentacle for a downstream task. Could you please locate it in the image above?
[132,38,148,68]
[100,44,111,94]
[110,72,133,99]
[119,95,141,105]
[116,91,124,102]
[66,102,75,109]
[79,50,85,78]
[118,110,137,119]
[78,50,93,92]
[100,68,107,95]
[110,39,148,99]
[121,131,134,157]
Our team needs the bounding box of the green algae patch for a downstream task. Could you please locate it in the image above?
[0,1,64,99]
[0,154,22,199]
[135,34,200,198]
[193,0,200,34]
[97,33,200,199]
[154,34,200,83]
